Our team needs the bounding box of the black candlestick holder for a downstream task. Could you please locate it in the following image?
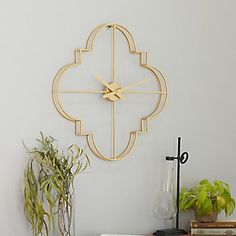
[153,137,189,236]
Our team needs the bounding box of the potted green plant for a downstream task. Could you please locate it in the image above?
[23,133,90,236]
[180,179,235,222]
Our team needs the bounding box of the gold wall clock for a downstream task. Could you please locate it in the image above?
[52,23,168,161]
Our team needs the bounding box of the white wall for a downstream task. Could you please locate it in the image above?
[0,0,236,235]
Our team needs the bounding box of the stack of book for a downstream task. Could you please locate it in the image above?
[191,220,236,235]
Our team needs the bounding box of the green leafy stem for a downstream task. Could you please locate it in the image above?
[24,132,90,236]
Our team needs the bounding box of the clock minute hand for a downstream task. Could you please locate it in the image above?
[103,79,150,99]
[119,78,150,92]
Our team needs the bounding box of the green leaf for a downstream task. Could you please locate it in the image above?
[226,198,235,216]
[198,190,208,205]
[217,196,226,209]
[199,179,209,185]
[200,198,213,216]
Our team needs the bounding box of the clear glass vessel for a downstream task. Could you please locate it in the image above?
[154,158,176,220]
[53,182,75,236]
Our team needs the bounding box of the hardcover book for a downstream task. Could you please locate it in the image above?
[191,221,236,228]
[191,227,236,235]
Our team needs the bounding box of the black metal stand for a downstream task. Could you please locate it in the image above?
[153,137,189,236]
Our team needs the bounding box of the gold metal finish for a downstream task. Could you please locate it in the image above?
[52,23,168,161]
[95,76,123,101]
[112,100,116,158]
[60,90,166,95]
[103,78,150,99]
[112,25,117,158]
[60,90,106,94]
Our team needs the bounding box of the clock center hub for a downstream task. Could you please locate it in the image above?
[104,82,122,102]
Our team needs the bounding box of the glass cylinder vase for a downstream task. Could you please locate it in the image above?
[53,182,75,236]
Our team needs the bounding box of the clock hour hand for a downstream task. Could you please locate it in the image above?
[103,78,150,99]
[95,76,123,99]
[95,75,113,90]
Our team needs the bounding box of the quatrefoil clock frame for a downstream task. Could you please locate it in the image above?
[52,23,168,161]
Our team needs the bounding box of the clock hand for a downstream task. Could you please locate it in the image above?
[103,78,150,99]
[95,76,123,99]
[95,75,113,90]
[118,78,150,91]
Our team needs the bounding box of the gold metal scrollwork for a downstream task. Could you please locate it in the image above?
[52,23,168,161]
